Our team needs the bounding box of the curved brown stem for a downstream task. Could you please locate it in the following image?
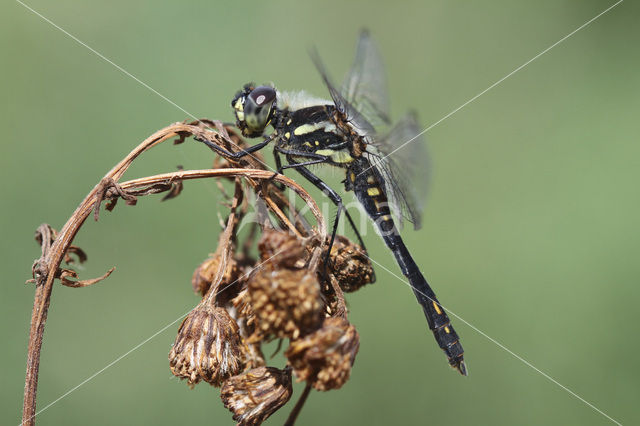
[21,122,327,426]
[22,124,187,426]
[284,383,312,426]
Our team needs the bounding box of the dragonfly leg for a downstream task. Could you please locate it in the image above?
[282,157,349,276]
[194,133,273,160]
[274,147,371,260]
[271,151,285,191]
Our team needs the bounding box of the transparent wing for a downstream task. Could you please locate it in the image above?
[311,31,429,228]
[364,112,428,230]
[341,29,391,128]
[309,47,376,136]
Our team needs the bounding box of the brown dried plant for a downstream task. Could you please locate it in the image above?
[22,119,374,426]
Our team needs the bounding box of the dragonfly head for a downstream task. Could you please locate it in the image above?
[231,84,277,137]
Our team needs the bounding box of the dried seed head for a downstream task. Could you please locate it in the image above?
[328,235,374,292]
[231,287,254,323]
[285,317,359,391]
[221,366,293,426]
[169,303,245,387]
[192,252,240,297]
[230,288,265,369]
[247,268,324,340]
[258,229,309,269]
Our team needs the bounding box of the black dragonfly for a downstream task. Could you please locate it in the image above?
[197,30,466,375]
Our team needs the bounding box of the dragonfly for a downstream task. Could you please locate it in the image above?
[196,30,466,375]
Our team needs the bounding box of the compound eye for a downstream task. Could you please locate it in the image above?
[248,86,276,107]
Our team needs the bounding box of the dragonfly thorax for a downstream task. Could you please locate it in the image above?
[273,104,364,168]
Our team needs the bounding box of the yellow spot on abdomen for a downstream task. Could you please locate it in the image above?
[444,326,451,334]
[284,132,290,139]
[432,301,442,315]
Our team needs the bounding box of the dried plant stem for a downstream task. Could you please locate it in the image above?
[118,169,325,236]
[284,383,312,426]
[200,178,244,307]
[22,122,326,426]
[328,275,348,318]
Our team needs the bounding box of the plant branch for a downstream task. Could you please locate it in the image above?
[21,122,326,426]
[284,383,312,426]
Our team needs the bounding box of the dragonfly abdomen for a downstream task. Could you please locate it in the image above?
[350,165,466,375]
[391,238,467,375]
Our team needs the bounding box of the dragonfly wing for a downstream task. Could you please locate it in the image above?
[312,31,428,229]
[309,47,376,136]
[365,112,428,230]
[341,29,391,128]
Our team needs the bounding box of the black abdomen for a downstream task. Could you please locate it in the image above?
[350,161,467,375]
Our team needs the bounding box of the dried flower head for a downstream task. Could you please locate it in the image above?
[22,121,370,426]
[286,317,360,391]
[247,267,323,340]
[192,251,240,297]
[328,235,375,292]
[258,228,309,269]
[231,287,254,322]
[221,366,293,426]
[229,288,265,369]
[169,303,246,387]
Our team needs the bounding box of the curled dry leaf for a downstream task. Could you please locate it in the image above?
[27,224,111,288]
[59,267,116,288]
[93,178,138,221]
[162,165,184,201]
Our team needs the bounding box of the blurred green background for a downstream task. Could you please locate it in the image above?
[2,1,639,425]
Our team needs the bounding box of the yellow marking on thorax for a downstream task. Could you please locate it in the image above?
[367,187,381,196]
[432,301,442,315]
[315,149,353,164]
[315,149,335,156]
[331,150,354,163]
[367,176,376,184]
[286,118,292,125]
[284,132,290,139]
[294,123,321,135]
[293,121,337,136]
